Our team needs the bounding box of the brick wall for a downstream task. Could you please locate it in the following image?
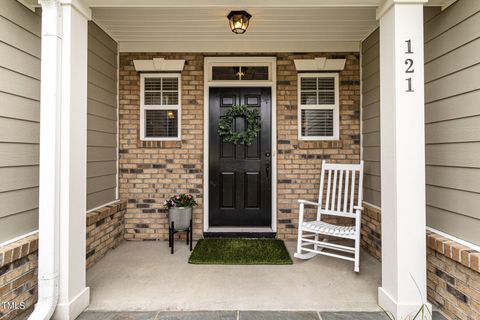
[361,202,382,260]
[357,205,480,320]
[119,52,361,240]
[427,231,480,320]
[86,200,127,268]
[276,53,361,239]
[119,53,205,240]
[0,201,125,319]
[0,234,38,320]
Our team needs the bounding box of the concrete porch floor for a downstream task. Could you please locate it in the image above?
[86,240,382,312]
[77,311,448,320]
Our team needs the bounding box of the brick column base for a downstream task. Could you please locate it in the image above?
[0,234,38,320]
[86,200,127,268]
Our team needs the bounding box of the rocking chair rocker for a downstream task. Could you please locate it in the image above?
[294,160,364,272]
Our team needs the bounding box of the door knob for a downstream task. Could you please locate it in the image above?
[265,152,271,158]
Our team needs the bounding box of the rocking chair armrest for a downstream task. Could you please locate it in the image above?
[298,199,321,207]
[353,205,364,211]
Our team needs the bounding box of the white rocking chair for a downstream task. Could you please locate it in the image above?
[294,160,364,272]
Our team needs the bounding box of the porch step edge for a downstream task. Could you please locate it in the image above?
[203,232,276,239]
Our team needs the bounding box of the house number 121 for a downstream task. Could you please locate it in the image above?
[405,39,414,92]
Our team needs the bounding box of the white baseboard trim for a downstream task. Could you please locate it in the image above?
[362,201,381,211]
[378,287,432,320]
[0,230,38,248]
[53,287,90,320]
[426,227,480,253]
[86,199,122,214]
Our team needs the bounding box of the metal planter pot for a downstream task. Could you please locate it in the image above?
[168,207,192,231]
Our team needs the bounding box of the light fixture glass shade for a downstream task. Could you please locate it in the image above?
[227,11,252,34]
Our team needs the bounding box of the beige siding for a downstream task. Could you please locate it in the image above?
[359,1,480,245]
[0,14,119,239]
[424,0,480,245]
[361,28,381,207]
[87,22,118,210]
[0,0,41,243]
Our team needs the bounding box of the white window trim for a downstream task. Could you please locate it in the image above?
[297,72,340,141]
[203,56,278,233]
[205,57,274,83]
[140,73,181,141]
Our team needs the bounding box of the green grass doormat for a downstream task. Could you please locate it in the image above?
[188,238,293,265]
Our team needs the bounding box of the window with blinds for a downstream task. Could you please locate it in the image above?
[301,109,334,137]
[144,77,179,105]
[298,73,339,140]
[145,110,178,138]
[140,74,181,140]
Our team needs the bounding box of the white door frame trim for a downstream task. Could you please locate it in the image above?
[203,56,277,233]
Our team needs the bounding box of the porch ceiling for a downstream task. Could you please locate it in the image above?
[22,0,453,52]
[92,6,379,52]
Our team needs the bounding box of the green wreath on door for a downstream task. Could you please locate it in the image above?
[217,105,261,145]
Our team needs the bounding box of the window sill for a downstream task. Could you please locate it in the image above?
[298,140,343,149]
[139,140,182,148]
[298,136,339,141]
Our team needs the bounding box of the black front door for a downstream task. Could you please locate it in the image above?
[209,87,272,227]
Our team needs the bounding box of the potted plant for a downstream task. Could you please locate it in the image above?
[164,193,197,231]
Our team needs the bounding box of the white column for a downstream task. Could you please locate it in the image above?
[38,1,91,319]
[377,0,430,319]
[55,1,91,319]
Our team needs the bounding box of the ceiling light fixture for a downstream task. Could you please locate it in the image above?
[227,11,252,34]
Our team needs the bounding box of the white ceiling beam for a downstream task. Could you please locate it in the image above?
[113,35,366,41]
[19,0,455,9]
[87,0,383,7]
[18,0,91,11]
[88,0,456,7]
[377,0,428,20]
[119,40,360,53]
